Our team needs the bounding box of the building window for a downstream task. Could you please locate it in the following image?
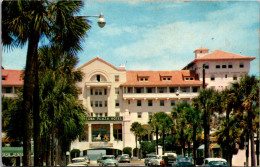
[113,124,122,141]
[193,87,198,92]
[115,112,120,117]
[147,88,153,93]
[91,113,93,117]
[170,87,175,93]
[204,64,209,69]
[105,113,108,117]
[183,100,188,104]
[99,101,102,107]
[95,101,98,107]
[2,77,6,80]
[128,100,130,104]
[115,88,119,94]
[233,74,237,80]
[91,101,93,107]
[105,101,107,107]
[225,74,228,78]
[95,89,98,95]
[99,113,103,117]
[137,112,142,118]
[185,78,189,81]
[115,100,120,107]
[115,75,119,82]
[160,100,164,106]
[96,75,101,82]
[211,75,215,81]
[171,100,175,106]
[91,89,93,95]
[228,62,233,68]
[148,100,153,106]
[216,64,220,69]
[136,88,141,93]
[158,88,164,93]
[222,64,226,68]
[240,62,244,68]
[190,78,194,80]
[98,89,102,95]
[137,100,142,106]
[95,113,98,117]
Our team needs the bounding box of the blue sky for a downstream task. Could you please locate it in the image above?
[2,1,259,76]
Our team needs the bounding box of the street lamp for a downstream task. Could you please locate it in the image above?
[84,13,106,28]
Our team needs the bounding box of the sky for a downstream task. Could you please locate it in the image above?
[2,1,259,76]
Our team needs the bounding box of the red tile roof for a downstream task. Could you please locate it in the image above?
[121,70,202,86]
[2,69,24,86]
[78,57,126,71]
[196,50,255,60]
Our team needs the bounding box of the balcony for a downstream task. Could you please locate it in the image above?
[85,81,112,87]
[122,92,199,99]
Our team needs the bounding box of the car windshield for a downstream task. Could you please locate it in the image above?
[122,155,129,158]
[102,156,115,160]
[208,161,227,165]
[148,155,157,158]
[72,159,85,163]
[177,157,192,162]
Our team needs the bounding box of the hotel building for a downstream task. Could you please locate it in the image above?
[70,47,255,157]
[1,47,255,159]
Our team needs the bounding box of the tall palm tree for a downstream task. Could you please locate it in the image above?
[158,113,173,154]
[2,1,90,165]
[192,88,220,159]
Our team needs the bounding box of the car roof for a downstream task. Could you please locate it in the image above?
[72,157,85,160]
[204,158,227,162]
[102,155,115,157]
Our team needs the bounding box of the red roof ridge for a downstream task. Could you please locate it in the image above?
[77,57,126,71]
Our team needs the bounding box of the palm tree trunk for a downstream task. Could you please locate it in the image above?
[226,110,230,166]
[33,42,41,166]
[156,127,159,155]
[204,110,210,158]
[23,31,40,166]
[246,133,249,167]
[135,135,137,157]
[193,125,197,165]
[51,134,55,166]
[46,136,51,166]
[181,129,184,156]
[162,128,165,155]
[248,111,256,166]
[256,129,259,166]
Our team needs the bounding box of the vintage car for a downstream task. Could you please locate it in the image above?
[171,156,193,167]
[144,154,157,166]
[67,156,90,166]
[149,155,163,166]
[99,155,119,167]
[202,158,228,166]
[119,154,130,163]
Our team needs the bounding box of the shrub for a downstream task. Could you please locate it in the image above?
[70,149,80,159]
[123,147,132,157]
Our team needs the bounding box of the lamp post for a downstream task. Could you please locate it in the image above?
[84,13,106,28]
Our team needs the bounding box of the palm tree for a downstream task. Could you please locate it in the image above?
[38,46,86,166]
[158,113,173,154]
[130,122,142,157]
[192,88,220,159]
[2,1,90,165]
[235,75,259,166]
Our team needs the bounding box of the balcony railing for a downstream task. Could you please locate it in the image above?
[122,92,199,99]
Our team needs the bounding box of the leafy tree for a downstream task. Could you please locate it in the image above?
[2,1,90,165]
[123,147,132,157]
[130,122,147,158]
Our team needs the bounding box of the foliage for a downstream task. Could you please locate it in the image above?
[123,147,132,157]
[70,149,81,159]
[141,141,156,156]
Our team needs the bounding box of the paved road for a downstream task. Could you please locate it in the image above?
[89,161,145,166]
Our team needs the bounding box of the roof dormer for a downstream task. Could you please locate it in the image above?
[193,47,209,59]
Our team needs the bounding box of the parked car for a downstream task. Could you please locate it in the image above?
[67,156,89,166]
[99,155,119,167]
[116,155,122,161]
[172,156,193,167]
[162,153,177,166]
[119,154,130,163]
[202,158,227,167]
[149,155,163,166]
[145,154,157,166]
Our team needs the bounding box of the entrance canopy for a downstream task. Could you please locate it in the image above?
[2,147,23,157]
[197,144,204,150]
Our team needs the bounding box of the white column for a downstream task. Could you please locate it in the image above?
[190,86,192,93]
[110,123,114,141]
[88,123,92,142]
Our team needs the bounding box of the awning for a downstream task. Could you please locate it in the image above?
[197,144,204,150]
[212,144,221,149]
[2,147,33,157]
[2,147,23,157]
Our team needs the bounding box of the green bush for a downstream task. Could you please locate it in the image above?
[70,149,80,159]
[123,147,132,157]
